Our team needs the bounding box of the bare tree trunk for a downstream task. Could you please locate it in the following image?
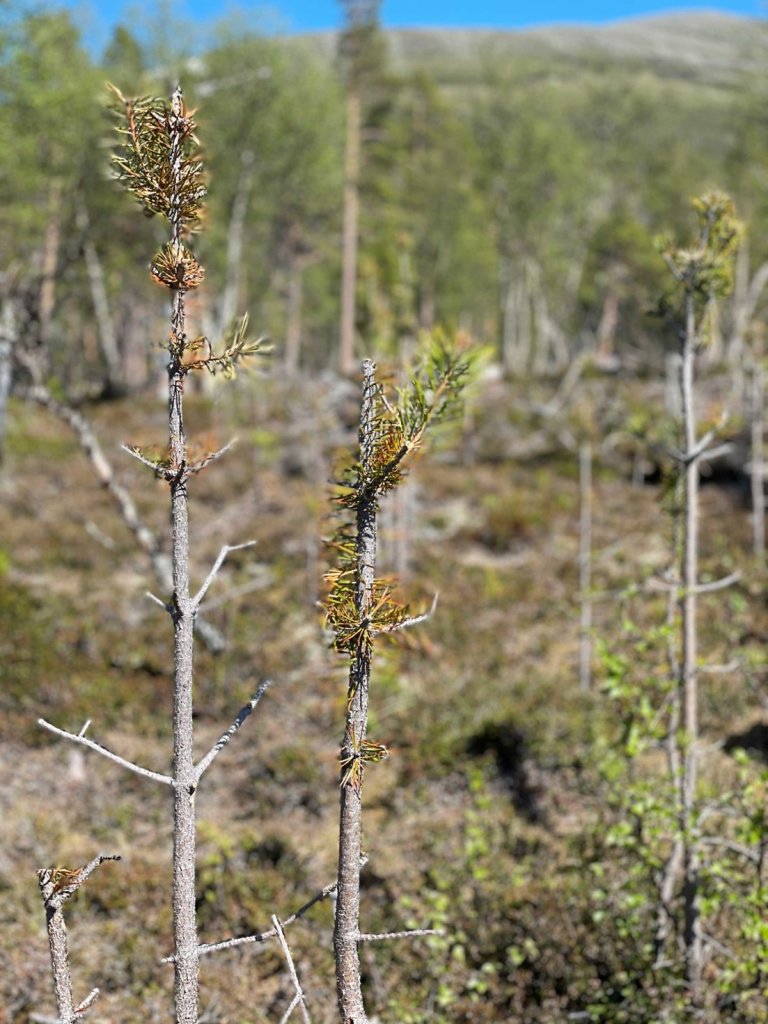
[284,255,305,377]
[167,88,200,1024]
[595,292,619,368]
[578,442,592,691]
[39,179,63,355]
[339,88,361,377]
[751,364,765,565]
[665,352,682,418]
[655,502,685,965]
[198,149,254,396]
[379,476,415,583]
[0,299,15,465]
[326,347,465,1020]
[544,315,569,376]
[222,150,254,334]
[393,477,414,584]
[529,265,548,378]
[333,359,376,1024]
[76,196,124,396]
[728,237,750,368]
[36,87,277,1024]
[679,292,702,1003]
[284,247,322,377]
[39,873,76,1024]
[418,280,436,331]
[501,263,531,376]
[726,241,768,369]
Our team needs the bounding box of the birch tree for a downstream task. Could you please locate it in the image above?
[658,192,741,1003]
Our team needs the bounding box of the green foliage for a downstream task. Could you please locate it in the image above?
[656,190,743,335]
[185,315,265,379]
[338,0,387,91]
[589,605,768,1021]
[2,6,762,381]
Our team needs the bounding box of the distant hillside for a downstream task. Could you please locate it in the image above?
[300,11,767,88]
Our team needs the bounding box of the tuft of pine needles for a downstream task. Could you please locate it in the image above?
[340,726,389,791]
[110,86,206,230]
[655,191,743,342]
[336,332,471,511]
[151,242,205,291]
[324,332,471,659]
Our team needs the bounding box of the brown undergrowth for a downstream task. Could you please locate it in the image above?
[1,371,766,1021]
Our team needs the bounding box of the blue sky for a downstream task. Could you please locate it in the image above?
[59,0,765,47]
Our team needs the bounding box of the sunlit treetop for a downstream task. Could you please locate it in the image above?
[110,86,206,233]
[659,190,742,304]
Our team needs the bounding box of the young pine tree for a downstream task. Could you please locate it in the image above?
[325,339,469,1022]
[38,87,264,1024]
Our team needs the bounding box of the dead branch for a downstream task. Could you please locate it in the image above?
[163,870,350,962]
[357,928,439,942]
[37,855,120,1024]
[271,915,311,1024]
[38,719,173,786]
[194,681,271,782]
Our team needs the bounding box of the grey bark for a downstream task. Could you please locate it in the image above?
[727,242,768,367]
[665,352,682,418]
[655,587,684,964]
[595,291,620,368]
[37,855,120,1024]
[202,149,254,348]
[500,258,531,376]
[284,249,322,377]
[284,254,305,377]
[221,150,254,334]
[0,299,15,464]
[333,359,377,1024]
[167,87,200,1024]
[39,871,77,1024]
[750,363,765,564]
[679,292,702,1002]
[38,179,63,357]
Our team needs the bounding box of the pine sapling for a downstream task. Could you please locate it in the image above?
[38,86,265,1024]
[113,84,264,1024]
[325,338,469,1023]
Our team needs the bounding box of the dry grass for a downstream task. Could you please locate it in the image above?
[2,371,766,1022]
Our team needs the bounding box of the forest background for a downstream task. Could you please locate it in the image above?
[2,3,768,1021]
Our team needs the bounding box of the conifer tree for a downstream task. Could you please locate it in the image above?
[325,339,469,1022]
[38,86,264,1024]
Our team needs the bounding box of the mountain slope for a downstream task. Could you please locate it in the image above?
[301,11,766,88]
